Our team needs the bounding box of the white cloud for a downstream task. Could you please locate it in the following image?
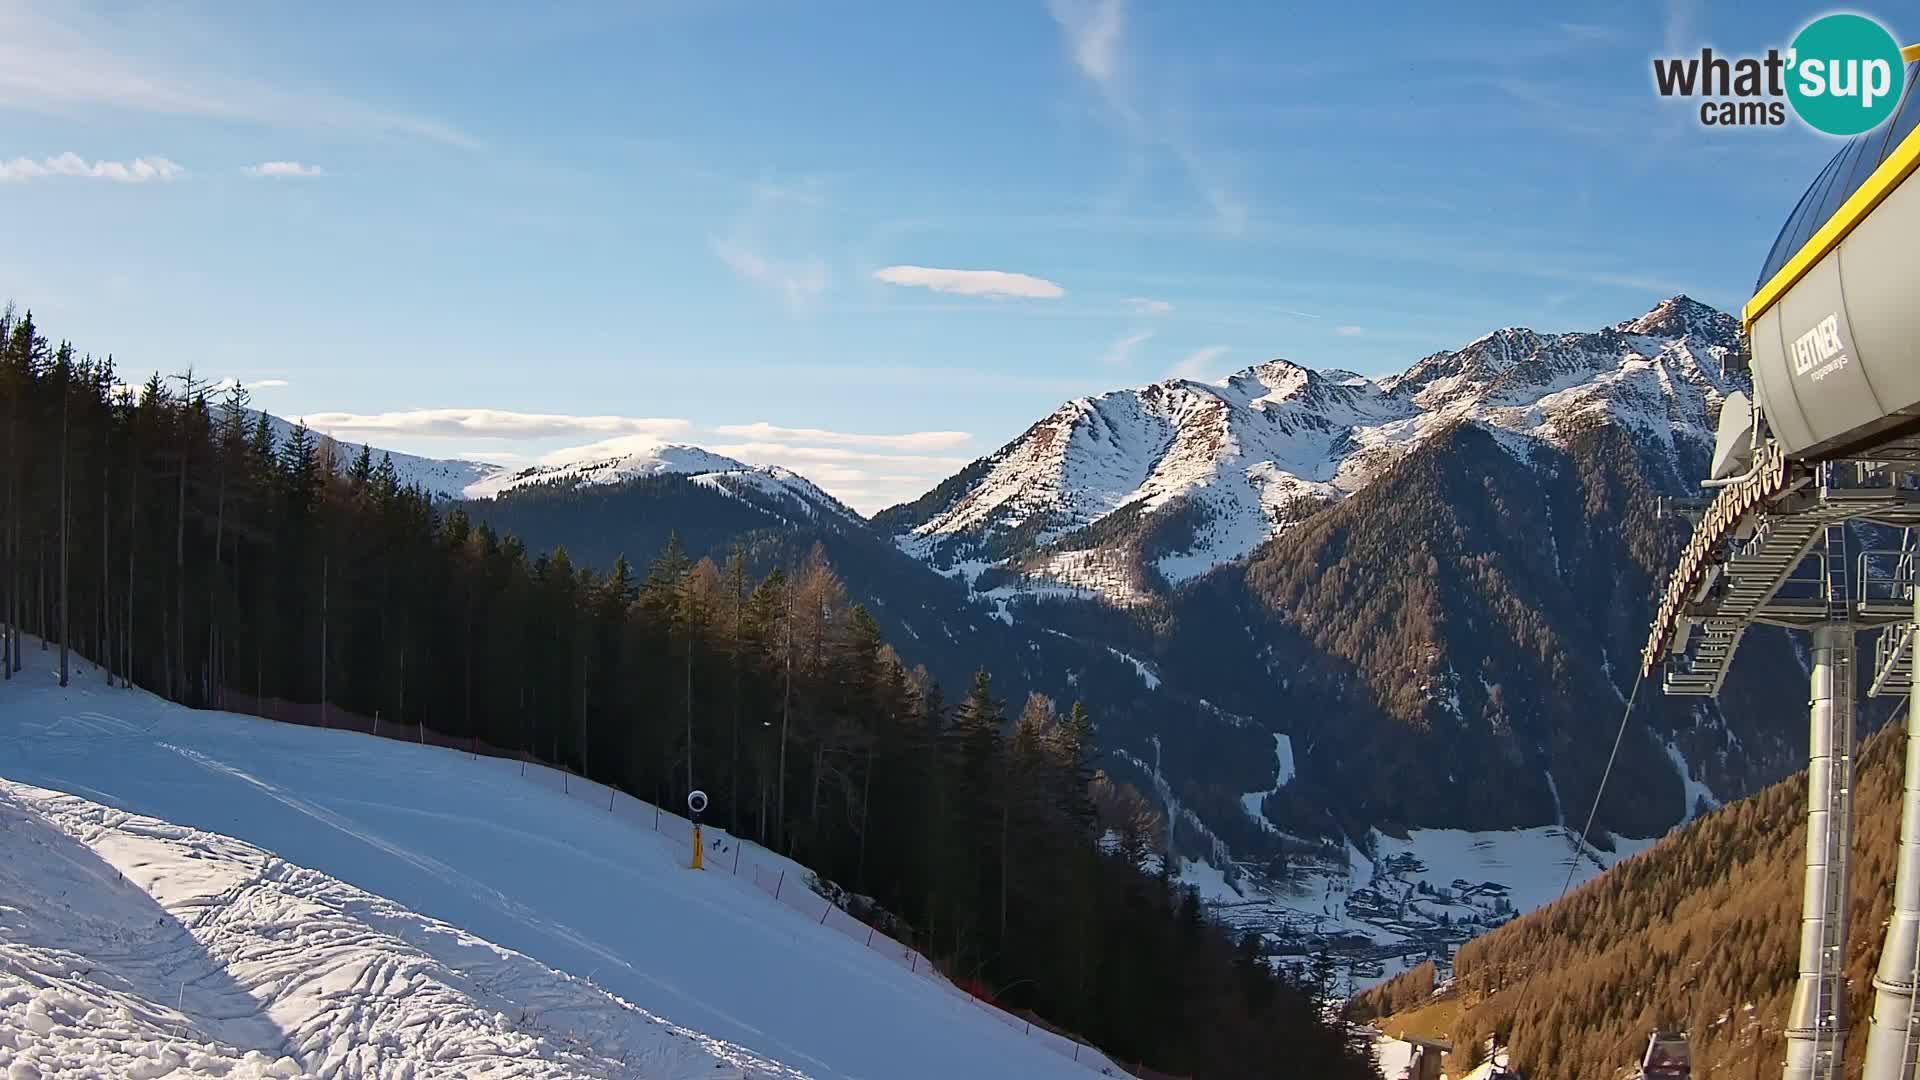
[296,409,693,440]
[1101,329,1153,367]
[207,376,290,395]
[707,440,972,515]
[1168,345,1230,381]
[1048,0,1126,87]
[709,441,970,470]
[872,265,1065,299]
[712,422,971,450]
[458,449,528,465]
[1336,325,1365,337]
[1126,297,1173,315]
[1047,0,1246,234]
[1663,0,1698,58]
[712,179,832,312]
[0,152,182,183]
[0,3,474,147]
[244,160,323,178]
[713,239,829,311]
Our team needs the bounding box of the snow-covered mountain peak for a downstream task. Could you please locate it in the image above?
[1318,368,1375,389]
[1380,327,1545,410]
[1616,293,1739,343]
[462,437,861,524]
[1232,357,1316,395]
[261,415,859,524]
[464,438,749,498]
[887,298,1750,602]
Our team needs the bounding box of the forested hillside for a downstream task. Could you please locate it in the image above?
[1159,416,1812,839]
[0,306,1374,1079]
[1393,720,1910,1078]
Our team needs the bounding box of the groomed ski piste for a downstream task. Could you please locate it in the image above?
[0,642,1124,1080]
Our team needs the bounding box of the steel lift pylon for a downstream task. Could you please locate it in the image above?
[1646,464,1920,1080]
[1640,47,1920,1079]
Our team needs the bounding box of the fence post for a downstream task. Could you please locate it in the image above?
[733,843,742,874]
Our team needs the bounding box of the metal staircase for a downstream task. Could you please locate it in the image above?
[1870,528,1919,698]
[1663,476,1920,697]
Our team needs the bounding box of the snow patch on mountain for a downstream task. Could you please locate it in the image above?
[1665,742,1721,823]
[1238,734,1296,835]
[1106,647,1161,690]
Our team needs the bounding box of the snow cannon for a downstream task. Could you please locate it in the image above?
[1742,51,1920,466]
[688,789,708,871]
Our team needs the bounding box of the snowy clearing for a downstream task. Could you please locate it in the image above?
[1236,734,1296,835]
[0,649,1120,1080]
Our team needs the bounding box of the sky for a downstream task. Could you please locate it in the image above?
[0,1,1894,512]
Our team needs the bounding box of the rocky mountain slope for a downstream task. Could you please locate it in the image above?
[878,296,1747,605]
[862,296,1837,988]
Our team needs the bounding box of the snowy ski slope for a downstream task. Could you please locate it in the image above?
[0,780,807,1079]
[0,647,1121,1079]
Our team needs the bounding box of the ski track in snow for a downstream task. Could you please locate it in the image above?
[0,780,804,1080]
[0,655,1114,1080]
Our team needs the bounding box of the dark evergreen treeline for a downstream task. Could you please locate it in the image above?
[0,308,1373,1080]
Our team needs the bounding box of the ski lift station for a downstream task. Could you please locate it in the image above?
[1640,45,1920,1080]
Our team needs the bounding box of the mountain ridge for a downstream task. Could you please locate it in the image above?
[878,295,1746,605]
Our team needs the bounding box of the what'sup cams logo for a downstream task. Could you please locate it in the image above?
[1653,12,1906,135]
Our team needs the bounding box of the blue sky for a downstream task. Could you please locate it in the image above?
[0,1,1892,511]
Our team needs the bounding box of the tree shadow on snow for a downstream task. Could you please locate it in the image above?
[0,788,295,1062]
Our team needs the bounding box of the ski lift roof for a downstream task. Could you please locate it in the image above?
[1752,58,1920,302]
[1746,45,1920,462]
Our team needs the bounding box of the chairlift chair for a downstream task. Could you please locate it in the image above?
[1634,1030,1691,1080]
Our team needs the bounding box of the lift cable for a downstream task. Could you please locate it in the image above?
[1558,667,1647,906]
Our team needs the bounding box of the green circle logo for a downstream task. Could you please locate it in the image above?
[1787,14,1906,136]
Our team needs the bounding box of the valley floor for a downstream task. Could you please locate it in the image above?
[1184,825,1652,991]
[0,645,1115,1080]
